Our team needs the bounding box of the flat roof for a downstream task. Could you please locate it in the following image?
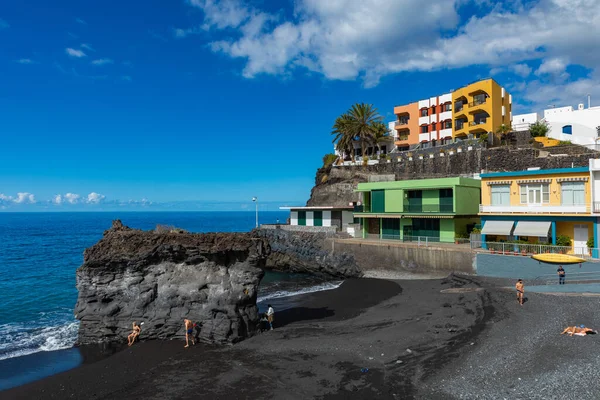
[279,206,353,210]
[480,167,589,179]
[356,177,481,191]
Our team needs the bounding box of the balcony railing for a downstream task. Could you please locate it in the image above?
[405,204,454,213]
[396,135,409,141]
[479,204,591,214]
[469,119,487,126]
[469,99,487,107]
[594,202,600,213]
[395,119,409,127]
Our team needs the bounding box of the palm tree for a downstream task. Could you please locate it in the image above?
[331,113,354,162]
[346,103,383,160]
[371,121,393,156]
[496,124,512,146]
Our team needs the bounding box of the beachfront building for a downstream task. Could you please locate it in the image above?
[390,78,512,149]
[544,102,600,148]
[479,167,597,254]
[512,112,539,131]
[353,177,481,242]
[280,206,356,234]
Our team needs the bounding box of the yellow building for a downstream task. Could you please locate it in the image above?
[452,78,511,140]
[479,167,596,254]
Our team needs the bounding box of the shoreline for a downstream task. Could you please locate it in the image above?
[5,274,600,399]
[1,276,485,399]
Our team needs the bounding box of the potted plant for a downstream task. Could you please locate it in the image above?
[587,237,595,256]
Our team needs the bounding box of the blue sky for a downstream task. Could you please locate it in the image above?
[1,0,598,211]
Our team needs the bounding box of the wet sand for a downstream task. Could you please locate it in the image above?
[3,275,599,399]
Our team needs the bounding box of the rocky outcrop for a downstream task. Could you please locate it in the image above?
[253,228,361,278]
[75,221,361,346]
[75,221,269,345]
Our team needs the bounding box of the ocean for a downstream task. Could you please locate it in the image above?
[0,212,342,390]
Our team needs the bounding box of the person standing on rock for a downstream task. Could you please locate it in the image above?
[266,305,275,330]
[557,265,566,285]
[128,321,141,346]
[184,319,195,348]
[515,279,525,306]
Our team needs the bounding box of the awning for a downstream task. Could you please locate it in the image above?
[513,221,552,237]
[481,220,515,235]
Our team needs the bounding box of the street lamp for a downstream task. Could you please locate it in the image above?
[252,197,258,228]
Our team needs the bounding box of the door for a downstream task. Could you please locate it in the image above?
[573,225,588,255]
[298,211,306,226]
[313,211,323,227]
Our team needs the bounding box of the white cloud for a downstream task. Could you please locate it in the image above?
[87,192,105,204]
[65,48,86,58]
[0,18,9,29]
[536,57,568,76]
[91,58,113,66]
[75,18,86,25]
[14,59,36,64]
[186,0,600,92]
[511,64,532,78]
[14,193,36,204]
[81,43,95,52]
[53,194,63,205]
[64,193,81,204]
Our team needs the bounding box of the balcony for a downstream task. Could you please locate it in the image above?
[479,204,591,214]
[405,204,453,213]
[468,99,487,107]
[395,118,409,127]
[469,119,487,126]
[396,135,409,141]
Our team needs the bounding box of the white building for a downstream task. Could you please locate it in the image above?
[511,112,539,131]
[545,103,600,147]
[280,206,357,235]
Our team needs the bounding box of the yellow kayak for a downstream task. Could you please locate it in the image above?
[531,253,586,265]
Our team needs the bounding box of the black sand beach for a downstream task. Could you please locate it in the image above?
[4,275,600,399]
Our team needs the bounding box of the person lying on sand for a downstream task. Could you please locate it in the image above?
[184,319,195,348]
[128,321,141,346]
[561,325,598,336]
[515,279,524,306]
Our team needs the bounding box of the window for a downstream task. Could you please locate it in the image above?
[420,109,428,117]
[443,103,452,112]
[473,93,487,105]
[420,125,428,133]
[561,182,585,205]
[491,185,510,205]
[519,183,550,205]
[443,120,452,129]
[562,125,572,134]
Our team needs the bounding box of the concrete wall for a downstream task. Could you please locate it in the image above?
[330,239,476,274]
[545,105,600,146]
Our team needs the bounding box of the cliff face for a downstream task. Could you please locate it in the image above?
[308,146,596,207]
[254,228,361,278]
[75,221,361,346]
[75,221,269,345]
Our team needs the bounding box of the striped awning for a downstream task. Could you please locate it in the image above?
[513,221,551,237]
[516,179,552,184]
[556,177,588,182]
[486,181,512,186]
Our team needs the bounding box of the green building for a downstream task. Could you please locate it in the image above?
[354,177,481,242]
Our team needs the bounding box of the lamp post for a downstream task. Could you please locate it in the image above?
[252,197,258,228]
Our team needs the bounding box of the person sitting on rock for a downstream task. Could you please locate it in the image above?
[561,325,598,336]
[127,321,141,346]
[184,319,195,348]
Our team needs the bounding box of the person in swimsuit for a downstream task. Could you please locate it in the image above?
[184,319,195,348]
[561,325,598,336]
[127,321,141,346]
[515,279,524,306]
[557,265,565,285]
